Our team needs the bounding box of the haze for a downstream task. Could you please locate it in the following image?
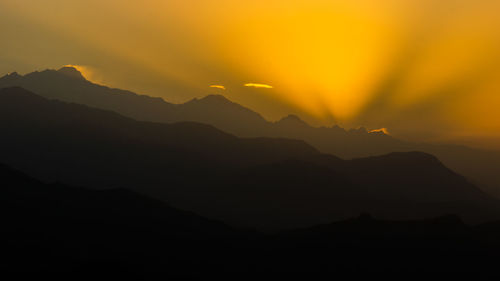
[1,0,500,149]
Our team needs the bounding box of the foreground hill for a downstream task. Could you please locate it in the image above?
[3,162,500,275]
[2,67,500,197]
[0,162,245,274]
[0,87,497,230]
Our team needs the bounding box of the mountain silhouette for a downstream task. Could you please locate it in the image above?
[275,114,311,128]
[2,67,500,197]
[57,66,87,80]
[1,162,233,234]
[1,87,498,230]
[4,162,500,275]
[0,68,270,135]
[0,162,248,274]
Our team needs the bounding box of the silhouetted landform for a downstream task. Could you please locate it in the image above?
[1,87,499,230]
[0,162,245,275]
[3,163,500,275]
[2,68,500,198]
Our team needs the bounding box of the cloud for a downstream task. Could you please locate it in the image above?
[244,83,273,89]
[209,85,226,90]
[369,128,390,135]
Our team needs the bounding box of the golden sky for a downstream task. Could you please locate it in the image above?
[1,0,500,148]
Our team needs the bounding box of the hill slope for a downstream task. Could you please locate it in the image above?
[3,164,500,275]
[0,162,246,274]
[0,87,497,229]
[2,68,500,197]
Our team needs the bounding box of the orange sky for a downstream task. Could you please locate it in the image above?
[1,0,500,149]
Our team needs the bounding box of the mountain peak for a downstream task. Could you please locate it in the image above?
[348,127,368,134]
[276,114,310,127]
[198,94,232,104]
[7,72,20,77]
[0,71,22,82]
[186,94,245,108]
[57,66,86,81]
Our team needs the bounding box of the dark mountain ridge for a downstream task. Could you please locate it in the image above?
[58,66,87,80]
[5,161,500,275]
[0,87,498,230]
[2,67,499,197]
[0,162,246,274]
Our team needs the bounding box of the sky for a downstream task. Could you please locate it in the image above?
[1,0,500,149]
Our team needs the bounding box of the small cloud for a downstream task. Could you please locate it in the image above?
[369,128,390,135]
[209,85,226,90]
[244,83,273,89]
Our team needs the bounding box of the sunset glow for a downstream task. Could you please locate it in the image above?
[1,0,500,148]
[4,1,500,272]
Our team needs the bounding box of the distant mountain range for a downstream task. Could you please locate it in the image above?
[2,67,499,197]
[1,87,498,230]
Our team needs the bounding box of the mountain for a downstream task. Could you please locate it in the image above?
[2,67,500,197]
[271,214,500,273]
[0,162,235,238]
[0,68,177,123]
[3,156,500,274]
[275,114,310,128]
[0,162,251,274]
[57,66,87,80]
[0,68,271,135]
[4,161,500,274]
[179,94,271,136]
[1,87,498,230]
